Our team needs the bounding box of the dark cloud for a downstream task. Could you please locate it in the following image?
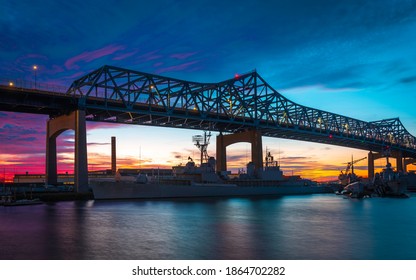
[0,124,40,135]
[227,154,251,165]
[18,137,37,142]
[400,76,416,84]
[353,166,368,171]
[88,142,110,147]
[281,156,310,160]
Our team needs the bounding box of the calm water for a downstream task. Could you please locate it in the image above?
[1,194,416,260]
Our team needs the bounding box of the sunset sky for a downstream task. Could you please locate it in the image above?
[1,0,416,182]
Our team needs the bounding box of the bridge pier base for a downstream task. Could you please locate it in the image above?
[368,150,414,178]
[216,130,263,176]
[404,158,416,172]
[46,110,88,192]
[368,151,385,179]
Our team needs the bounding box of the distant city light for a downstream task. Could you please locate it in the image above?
[9,81,14,87]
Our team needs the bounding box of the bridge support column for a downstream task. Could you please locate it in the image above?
[46,110,88,192]
[216,130,263,176]
[368,151,385,179]
[368,151,375,179]
[216,133,227,173]
[395,152,403,172]
[46,130,58,185]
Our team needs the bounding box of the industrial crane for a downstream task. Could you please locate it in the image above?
[343,156,367,175]
[338,155,367,185]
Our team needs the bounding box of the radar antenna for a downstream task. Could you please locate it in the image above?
[192,131,211,165]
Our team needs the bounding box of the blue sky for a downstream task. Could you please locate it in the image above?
[1,0,416,180]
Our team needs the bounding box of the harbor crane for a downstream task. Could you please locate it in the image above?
[342,156,367,175]
[339,156,367,185]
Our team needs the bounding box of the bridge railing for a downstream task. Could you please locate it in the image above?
[0,78,68,94]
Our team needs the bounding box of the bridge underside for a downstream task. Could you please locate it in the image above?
[82,104,416,159]
[66,65,416,159]
[0,86,76,116]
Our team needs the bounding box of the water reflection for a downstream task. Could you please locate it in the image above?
[1,194,416,260]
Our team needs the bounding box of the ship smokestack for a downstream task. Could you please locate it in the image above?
[111,136,116,175]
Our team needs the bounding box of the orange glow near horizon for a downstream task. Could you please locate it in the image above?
[1,118,416,183]
[2,153,415,183]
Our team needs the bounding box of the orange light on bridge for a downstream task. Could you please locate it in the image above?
[33,65,38,89]
[9,81,14,87]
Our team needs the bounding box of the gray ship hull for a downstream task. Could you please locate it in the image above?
[90,180,331,200]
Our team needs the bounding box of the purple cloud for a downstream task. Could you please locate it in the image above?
[170,52,197,60]
[156,60,200,73]
[65,44,125,70]
[137,50,163,62]
[113,50,139,61]
[153,62,164,67]
[86,122,121,131]
[43,64,66,76]
[64,71,87,80]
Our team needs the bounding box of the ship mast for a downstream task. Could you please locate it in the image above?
[192,131,211,165]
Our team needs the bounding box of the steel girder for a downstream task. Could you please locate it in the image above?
[66,65,416,157]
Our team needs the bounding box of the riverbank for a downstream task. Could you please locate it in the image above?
[2,191,94,202]
[1,182,93,201]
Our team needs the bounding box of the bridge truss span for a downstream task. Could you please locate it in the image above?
[66,65,416,157]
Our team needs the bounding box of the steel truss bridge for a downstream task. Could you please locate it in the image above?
[2,65,416,158]
[68,65,416,158]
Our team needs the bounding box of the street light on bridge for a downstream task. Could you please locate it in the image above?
[33,65,38,89]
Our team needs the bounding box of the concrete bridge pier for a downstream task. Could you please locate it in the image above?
[368,151,375,180]
[391,151,404,173]
[368,150,413,179]
[216,130,263,176]
[46,110,88,192]
[368,151,385,179]
[404,158,416,172]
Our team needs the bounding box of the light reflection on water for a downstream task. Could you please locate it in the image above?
[1,194,416,260]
